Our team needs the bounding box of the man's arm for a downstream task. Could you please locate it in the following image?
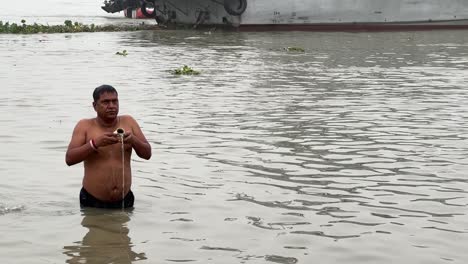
[125,116,152,160]
[65,120,95,166]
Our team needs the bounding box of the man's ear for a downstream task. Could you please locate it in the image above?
[92,101,96,109]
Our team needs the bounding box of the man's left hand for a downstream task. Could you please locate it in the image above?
[122,132,134,145]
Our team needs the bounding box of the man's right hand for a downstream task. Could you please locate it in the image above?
[95,132,120,148]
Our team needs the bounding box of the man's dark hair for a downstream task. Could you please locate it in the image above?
[93,84,118,102]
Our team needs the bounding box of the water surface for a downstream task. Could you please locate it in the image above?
[1,2,468,263]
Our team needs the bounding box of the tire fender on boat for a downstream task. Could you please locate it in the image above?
[224,0,247,16]
[141,0,156,18]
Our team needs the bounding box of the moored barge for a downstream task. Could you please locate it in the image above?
[102,0,468,31]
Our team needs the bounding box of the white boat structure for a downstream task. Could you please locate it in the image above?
[103,0,468,30]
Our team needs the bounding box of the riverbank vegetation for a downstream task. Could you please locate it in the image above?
[0,20,158,34]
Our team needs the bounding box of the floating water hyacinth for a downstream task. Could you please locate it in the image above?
[173,65,200,75]
[0,20,159,34]
[116,50,128,56]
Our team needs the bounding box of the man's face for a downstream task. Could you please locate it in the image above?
[93,92,119,120]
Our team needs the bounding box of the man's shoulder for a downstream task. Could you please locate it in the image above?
[120,115,137,123]
[76,118,95,127]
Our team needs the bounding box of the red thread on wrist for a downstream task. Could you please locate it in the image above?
[90,139,98,151]
[92,139,98,149]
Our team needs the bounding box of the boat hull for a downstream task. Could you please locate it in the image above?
[237,20,468,32]
[152,0,468,30]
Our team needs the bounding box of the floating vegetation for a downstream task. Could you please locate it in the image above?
[0,20,159,34]
[285,46,305,52]
[116,50,128,56]
[172,65,200,75]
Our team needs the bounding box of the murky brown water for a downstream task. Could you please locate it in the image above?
[1,1,468,263]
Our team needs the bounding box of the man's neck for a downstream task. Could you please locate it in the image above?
[96,116,118,128]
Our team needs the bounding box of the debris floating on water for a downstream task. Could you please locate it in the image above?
[285,46,305,52]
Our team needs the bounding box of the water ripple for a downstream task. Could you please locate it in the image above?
[0,205,25,215]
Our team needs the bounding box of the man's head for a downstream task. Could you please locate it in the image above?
[93,84,118,102]
[92,84,119,121]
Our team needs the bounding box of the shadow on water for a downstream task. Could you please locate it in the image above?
[63,208,146,264]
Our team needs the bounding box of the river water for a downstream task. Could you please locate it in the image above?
[1,1,468,264]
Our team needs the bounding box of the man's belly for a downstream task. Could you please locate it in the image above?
[82,172,132,202]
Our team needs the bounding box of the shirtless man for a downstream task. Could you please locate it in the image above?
[66,85,152,208]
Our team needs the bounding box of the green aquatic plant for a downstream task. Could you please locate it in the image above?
[285,46,305,52]
[173,65,200,75]
[116,50,128,56]
[0,20,158,34]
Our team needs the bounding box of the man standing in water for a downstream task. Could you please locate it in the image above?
[66,85,152,208]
